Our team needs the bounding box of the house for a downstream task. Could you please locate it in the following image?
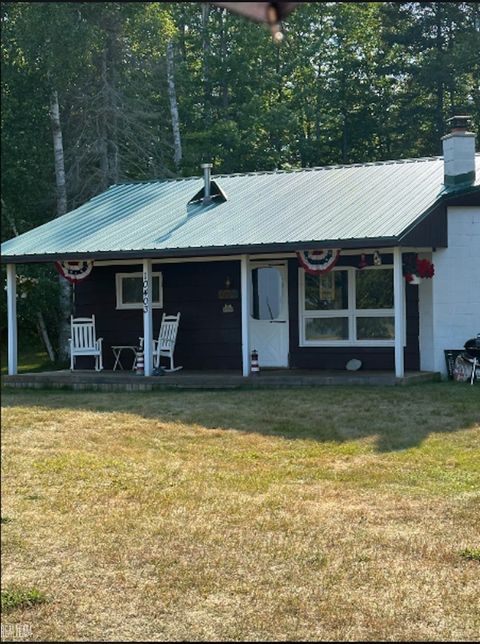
[2,117,479,379]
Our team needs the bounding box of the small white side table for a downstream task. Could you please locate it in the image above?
[111,345,139,371]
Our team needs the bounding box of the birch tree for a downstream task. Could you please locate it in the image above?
[50,88,71,359]
[167,41,182,170]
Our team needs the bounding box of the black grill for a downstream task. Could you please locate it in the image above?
[464,336,480,361]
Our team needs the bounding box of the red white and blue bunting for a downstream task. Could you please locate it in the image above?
[55,260,94,283]
[297,249,341,275]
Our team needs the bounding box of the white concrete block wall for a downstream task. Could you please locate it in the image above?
[418,273,434,372]
[421,206,480,376]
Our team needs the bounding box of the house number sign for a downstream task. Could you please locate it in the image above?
[143,273,149,313]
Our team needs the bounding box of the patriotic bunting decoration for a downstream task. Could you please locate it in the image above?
[55,260,94,283]
[297,249,341,275]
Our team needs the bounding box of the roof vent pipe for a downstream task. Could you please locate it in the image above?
[442,115,476,187]
[201,163,212,203]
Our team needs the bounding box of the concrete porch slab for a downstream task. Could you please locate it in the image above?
[2,369,441,391]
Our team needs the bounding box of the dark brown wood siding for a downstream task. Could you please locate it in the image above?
[74,255,420,372]
[400,203,447,248]
[400,189,479,247]
[74,261,242,370]
[287,256,420,371]
[445,190,480,207]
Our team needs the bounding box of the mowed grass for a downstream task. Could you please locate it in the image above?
[1,384,479,642]
[0,337,66,375]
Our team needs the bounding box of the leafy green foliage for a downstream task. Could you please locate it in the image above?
[0,264,60,352]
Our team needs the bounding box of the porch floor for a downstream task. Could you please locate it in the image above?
[2,369,441,391]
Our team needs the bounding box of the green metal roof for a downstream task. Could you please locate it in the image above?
[2,155,479,262]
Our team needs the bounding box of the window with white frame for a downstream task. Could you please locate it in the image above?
[116,272,163,309]
[299,266,397,346]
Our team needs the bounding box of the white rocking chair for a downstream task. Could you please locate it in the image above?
[69,315,103,371]
[139,312,182,372]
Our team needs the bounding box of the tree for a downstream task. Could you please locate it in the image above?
[1,2,92,358]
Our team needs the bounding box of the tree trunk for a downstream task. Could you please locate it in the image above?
[50,90,67,217]
[50,89,71,361]
[98,32,120,189]
[342,112,348,164]
[434,4,445,148]
[167,41,182,171]
[179,10,187,61]
[37,311,56,363]
[201,3,211,123]
[1,196,19,237]
[107,33,120,185]
[220,9,229,109]
[99,51,110,191]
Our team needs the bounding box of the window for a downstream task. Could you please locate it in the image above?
[116,272,163,309]
[299,267,397,346]
[252,266,283,320]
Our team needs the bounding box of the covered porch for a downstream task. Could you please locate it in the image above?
[5,247,418,381]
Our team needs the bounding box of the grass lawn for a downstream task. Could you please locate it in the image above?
[0,336,67,375]
[1,384,479,641]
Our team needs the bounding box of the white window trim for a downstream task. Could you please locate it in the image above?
[116,272,163,310]
[298,266,406,347]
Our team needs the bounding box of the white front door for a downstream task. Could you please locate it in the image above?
[249,261,289,368]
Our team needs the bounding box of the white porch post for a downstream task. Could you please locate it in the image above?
[241,254,250,377]
[142,259,153,376]
[6,264,18,376]
[393,247,405,378]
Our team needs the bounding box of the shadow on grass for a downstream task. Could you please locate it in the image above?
[1,382,479,453]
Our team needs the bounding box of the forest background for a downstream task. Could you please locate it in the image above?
[1,2,479,360]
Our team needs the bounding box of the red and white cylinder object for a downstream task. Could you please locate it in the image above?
[135,351,144,375]
[251,349,260,374]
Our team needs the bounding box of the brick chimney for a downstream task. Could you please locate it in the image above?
[442,115,476,187]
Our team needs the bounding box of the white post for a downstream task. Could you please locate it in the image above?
[393,247,405,378]
[6,264,18,376]
[240,255,250,377]
[142,259,153,376]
